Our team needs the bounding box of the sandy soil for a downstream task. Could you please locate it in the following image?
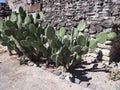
[0,52,91,90]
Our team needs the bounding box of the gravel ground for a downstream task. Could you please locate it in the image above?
[0,52,91,90]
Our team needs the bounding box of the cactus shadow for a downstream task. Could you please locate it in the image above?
[69,61,109,83]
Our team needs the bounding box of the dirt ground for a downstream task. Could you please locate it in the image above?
[0,51,91,90]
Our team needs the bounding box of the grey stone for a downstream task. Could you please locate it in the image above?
[65,76,71,82]
[105,41,112,45]
[80,82,90,88]
[41,65,47,70]
[33,64,37,67]
[53,70,62,76]
[103,28,112,33]
[59,74,67,79]
[97,43,111,49]
[74,78,81,84]
[65,75,74,82]
[101,49,110,56]
[102,56,110,61]
[95,24,103,33]
[27,61,34,66]
[89,24,98,34]
[102,20,113,28]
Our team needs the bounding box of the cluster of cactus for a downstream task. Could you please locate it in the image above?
[0,7,117,71]
[45,22,117,71]
[0,7,50,63]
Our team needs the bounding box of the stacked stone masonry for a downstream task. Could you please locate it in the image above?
[42,0,120,62]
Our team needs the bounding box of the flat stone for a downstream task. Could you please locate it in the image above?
[105,41,112,45]
[80,82,90,88]
[59,74,67,79]
[102,20,113,28]
[102,56,110,61]
[101,49,110,56]
[74,78,81,84]
[27,61,34,66]
[103,28,112,33]
[41,65,47,70]
[95,24,103,33]
[53,70,62,76]
[65,75,73,82]
[33,64,37,67]
[97,43,111,49]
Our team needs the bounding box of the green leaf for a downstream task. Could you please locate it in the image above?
[24,15,31,25]
[72,28,78,38]
[81,46,88,54]
[73,45,81,53]
[62,36,70,47]
[77,22,86,31]
[1,41,8,46]
[20,40,31,47]
[51,54,57,61]
[76,54,81,60]
[4,29,13,36]
[107,32,117,40]
[36,27,44,36]
[39,11,44,20]
[26,36,34,42]
[0,17,3,28]
[17,14,22,29]
[45,25,56,40]
[59,27,66,37]
[77,35,86,46]
[89,39,97,48]
[29,24,36,33]
[19,7,24,14]
[10,13,17,22]
[96,32,107,43]
[6,21,14,27]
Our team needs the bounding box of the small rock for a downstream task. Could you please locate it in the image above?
[80,82,90,88]
[65,75,73,82]
[101,49,110,56]
[41,65,47,70]
[74,78,81,84]
[28,62,34,66]
[103,28,112,33]
[102,20,113,28]
[65,76,71,82]
[102,56,110,61]
[97,43,111,49]
[47,68,54,73]
[59,74,67,79]
[53,70,62,76]
[33,64,37,67]
[105,41,112,45]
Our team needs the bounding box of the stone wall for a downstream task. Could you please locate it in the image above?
[42,0,120,62]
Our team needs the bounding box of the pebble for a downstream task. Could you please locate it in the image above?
[52,70,62,76]
[65,76,74,82]
[27,61,34,66]
[101,49,110,57]
[59,74,67,79]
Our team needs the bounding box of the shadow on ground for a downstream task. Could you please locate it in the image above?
[69,60,110,83]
